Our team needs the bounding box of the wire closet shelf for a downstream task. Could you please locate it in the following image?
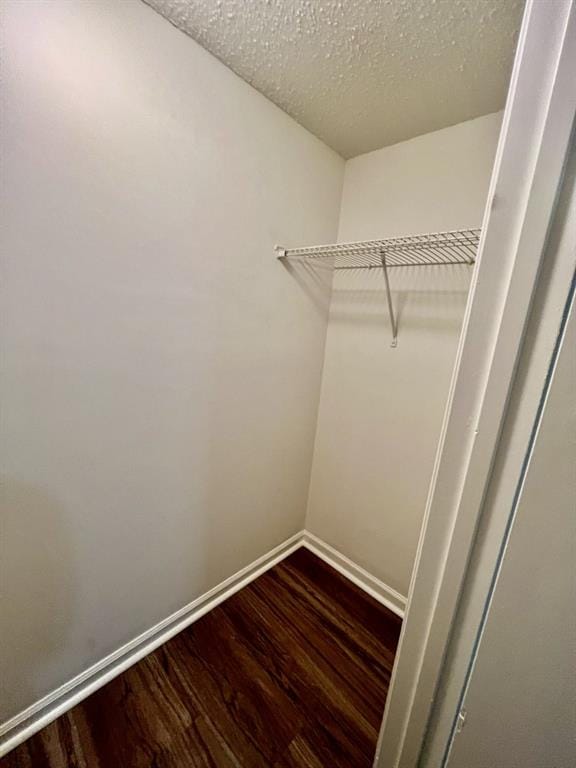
[275,228,480,269]
[275,228,481,347]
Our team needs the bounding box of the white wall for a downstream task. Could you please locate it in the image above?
[306,114,501,596]
[448,290,576,768]
[0,0,343,723]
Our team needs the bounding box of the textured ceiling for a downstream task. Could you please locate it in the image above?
[143,0,524,158]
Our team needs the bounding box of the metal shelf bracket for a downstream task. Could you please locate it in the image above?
[380,249,398,348]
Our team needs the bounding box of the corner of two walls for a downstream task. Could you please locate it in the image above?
[304,112,504,598]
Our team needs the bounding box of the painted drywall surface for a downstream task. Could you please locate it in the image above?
[306,113,502,596]
[0,0,343,722]
[448,295,576,768]
[144,0,523,158]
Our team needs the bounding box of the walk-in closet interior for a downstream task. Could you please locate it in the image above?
[1,0,527,766]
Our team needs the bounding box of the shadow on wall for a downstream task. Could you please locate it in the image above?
[0,479,76,723]
[280,258,334,317]
[328,264,472,334]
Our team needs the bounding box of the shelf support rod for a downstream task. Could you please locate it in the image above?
[380,249,398,348]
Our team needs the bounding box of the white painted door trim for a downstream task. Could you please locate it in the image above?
[437,250,576,767]
[374,1,576,766]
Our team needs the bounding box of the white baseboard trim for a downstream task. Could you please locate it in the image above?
[0,530,304,758]
[0,528,406,757]
[301,531,406,619]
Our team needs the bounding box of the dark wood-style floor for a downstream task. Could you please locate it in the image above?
[2,548,402,768]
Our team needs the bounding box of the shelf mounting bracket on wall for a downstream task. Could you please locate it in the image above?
[380,248,397,348]
[275,228,480,348]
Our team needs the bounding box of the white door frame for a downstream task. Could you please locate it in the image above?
[432,208,576,767]
[374,1,576,766]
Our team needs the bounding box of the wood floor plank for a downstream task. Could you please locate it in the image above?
[174,607,304,762]
[285,548,402,652]
[246,567,391,726]
[1,549,402,767]
[231,579,381,765]
[274,720,374,768]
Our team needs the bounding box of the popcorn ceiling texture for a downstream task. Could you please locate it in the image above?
[143,0,524,158]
